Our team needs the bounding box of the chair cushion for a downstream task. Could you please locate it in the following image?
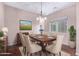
[46,43,56,53]
[30,43,42,53]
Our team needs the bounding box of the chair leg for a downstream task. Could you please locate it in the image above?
[39,51,41,56]
[53,53,56,56]
[36,52,40,55]
[59,52,61,56]
[27,52,30,56]
[30,53,33,56]
[27,52,28,56]
[27,53,31,56]
[45,51,48,56]
[23,47,26,55]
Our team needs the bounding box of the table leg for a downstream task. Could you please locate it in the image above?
[39,42,47,55]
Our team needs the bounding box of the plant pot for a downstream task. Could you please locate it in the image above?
[69,41,76,48]
[0,37,4,40]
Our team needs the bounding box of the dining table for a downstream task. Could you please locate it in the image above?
[29,34,56,52]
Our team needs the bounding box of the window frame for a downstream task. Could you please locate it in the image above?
[49,16,68,33]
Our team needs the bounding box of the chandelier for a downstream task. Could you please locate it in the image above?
[36,2,47,35]
[36,2,47,24]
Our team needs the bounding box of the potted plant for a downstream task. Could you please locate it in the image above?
[68,25,76,48]
[0,31,4,51]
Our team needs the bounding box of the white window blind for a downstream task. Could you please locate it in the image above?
[49,17,68,33]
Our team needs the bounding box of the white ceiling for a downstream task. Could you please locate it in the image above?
[4,2,75,15]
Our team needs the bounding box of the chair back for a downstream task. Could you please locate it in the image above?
[23,35,32,53]
[53,34,64,54]
[19,33,26,47]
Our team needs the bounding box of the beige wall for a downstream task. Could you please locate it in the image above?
[45,5,76,45]
[16,8,41,34]
[0,3,5,29]
[4,5,18,45]
[4,5,40,45]
[76,3,79,56]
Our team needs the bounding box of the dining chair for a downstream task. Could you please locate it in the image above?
[23,35,42,56]
[19,33,27,55]
[46,34,64,56]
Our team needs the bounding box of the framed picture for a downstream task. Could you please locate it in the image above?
[19,20,32,30]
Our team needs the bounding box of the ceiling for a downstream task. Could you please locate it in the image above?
[4,2,75,16]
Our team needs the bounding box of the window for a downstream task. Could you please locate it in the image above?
[49,17,68,33]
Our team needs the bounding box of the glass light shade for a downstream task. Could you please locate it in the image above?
[44,17,47,20]
[36,16,47,21]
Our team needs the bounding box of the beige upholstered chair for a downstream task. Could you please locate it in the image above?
[23,35,42,56]
[19,33,27,55]
[46,35,64,56]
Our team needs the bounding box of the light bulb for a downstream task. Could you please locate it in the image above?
[44,17,47,20]
[36,17,39,21]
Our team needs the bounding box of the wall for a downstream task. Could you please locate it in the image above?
[45,5,76,45]
[16,8,41,34]
[76,3,79,56]
[4,5,18,46]
[4,5,40,46]
[0,3,5,29]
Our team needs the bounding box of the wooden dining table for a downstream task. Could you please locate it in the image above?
[29,34,56,52]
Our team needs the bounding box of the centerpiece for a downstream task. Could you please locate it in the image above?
[39,25,44,35]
